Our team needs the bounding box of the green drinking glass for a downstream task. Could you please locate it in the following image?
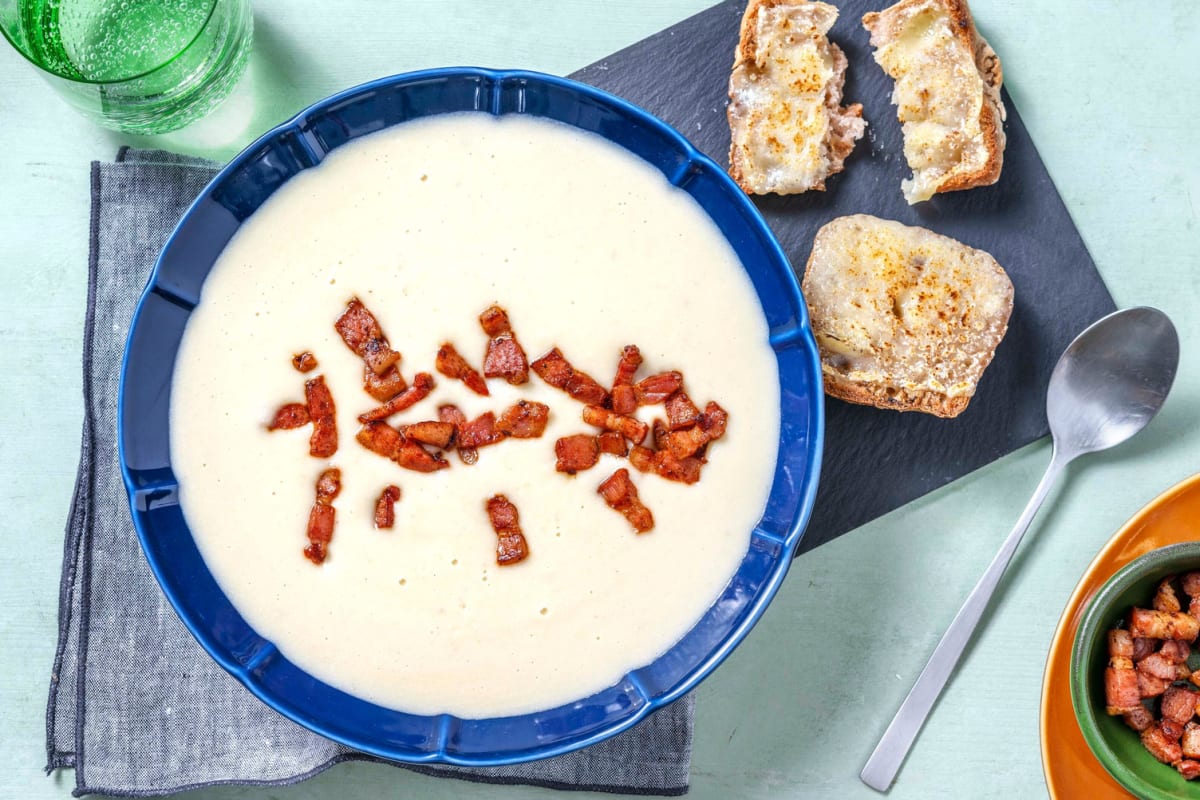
[1,0,252,134]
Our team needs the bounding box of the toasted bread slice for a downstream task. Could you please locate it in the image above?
[727,0,866,195]
[862,0,1006,204]
[802,214,1013,417]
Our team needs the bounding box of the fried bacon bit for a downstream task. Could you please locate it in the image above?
[1161,686,1199,726]
[268,402,310,431]
[531,347,609,406]
[496,400,550,439]
[663,400,729,459]
[1124,706,1155,732]
[701,401,729,439]
[1140,671,1171,699]
[1162,639,1192,665]
[395,439,449,473]
[374,485,401,529]
[665,425,711,460]
[403,421,456,449]
[292,352,318,373]
[1131,608,1200,642]
[651,452,703,485]
[480,305,530,385]
[363,365,407,402]
[652,419,669,451]
[485,494,529,566]
[439,403,478,465]
[1184,722,1200,758]
[303,468,341,565]
[1143,721,1184,765]
[628,445,655,473]
[315,468,340,502]
[357,373,436,423]
[612,344,642,386]
[305,375,338,457]
[1157,577,1184,613]
[1134,637,1158,661]
[438,403,466,427]
[634,371,683,405]
[1185,574,1200,621]
[611,385,637,416]
[356,421,449,473]
[1139,652,1180,682]
[626,445,701,484]
[304,508,334,564]
[1178,759,1200,780]
[665,391,701,430]
[1106,629,1140,714]
[362,339,400,376]
[334,298,401,375]
[436,343,489,396]
[582,405,649,444]
[1105,666,1140,714]
[485,337,529,385]
[457,411,506,450]
[610,345,642,414]
[1110,628,1135,659]
[555,434,600,474]
[356,420,405,459]
[598,431,628,457]
[597,468,654,533]
[478,306,511,337]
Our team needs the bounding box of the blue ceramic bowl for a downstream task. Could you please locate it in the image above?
[119,68,824,766]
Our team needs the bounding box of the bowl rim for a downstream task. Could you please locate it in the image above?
[117,66,825,765]
[1070,540,1200,797]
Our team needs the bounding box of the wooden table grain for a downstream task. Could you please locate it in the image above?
[1,2,1197,798]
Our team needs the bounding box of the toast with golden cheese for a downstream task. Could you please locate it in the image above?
[727,0,866,195]
[862,0,1006,204]
[802,214,1013,418]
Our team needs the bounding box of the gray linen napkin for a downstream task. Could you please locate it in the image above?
[44,148,695,798]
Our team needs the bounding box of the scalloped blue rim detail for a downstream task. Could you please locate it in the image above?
[118,67,825,767]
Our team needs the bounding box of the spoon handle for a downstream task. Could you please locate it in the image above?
[860,448,1070,792]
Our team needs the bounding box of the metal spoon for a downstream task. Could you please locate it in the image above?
[860,306,1180,792]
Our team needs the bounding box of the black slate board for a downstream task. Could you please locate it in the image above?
[570,1,1116,555]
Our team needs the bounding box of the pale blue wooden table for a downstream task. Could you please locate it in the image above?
[1,2,1197,797]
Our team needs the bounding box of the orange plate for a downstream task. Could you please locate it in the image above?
[1041,472,1200,798]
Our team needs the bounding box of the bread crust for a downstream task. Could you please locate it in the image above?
[863,0,1006,198]
[726,0,763,192]
[820,368,972,418]
[727,0,864,194]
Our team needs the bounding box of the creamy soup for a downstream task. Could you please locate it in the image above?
[170,113,780,718]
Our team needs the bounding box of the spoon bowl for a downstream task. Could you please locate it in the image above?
[862,306,1180,791]
[1048,307,1180,457]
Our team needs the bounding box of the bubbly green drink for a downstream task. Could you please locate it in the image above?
[2,0,252,133]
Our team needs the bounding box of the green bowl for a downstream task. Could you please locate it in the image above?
[1071,542,1200,799]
